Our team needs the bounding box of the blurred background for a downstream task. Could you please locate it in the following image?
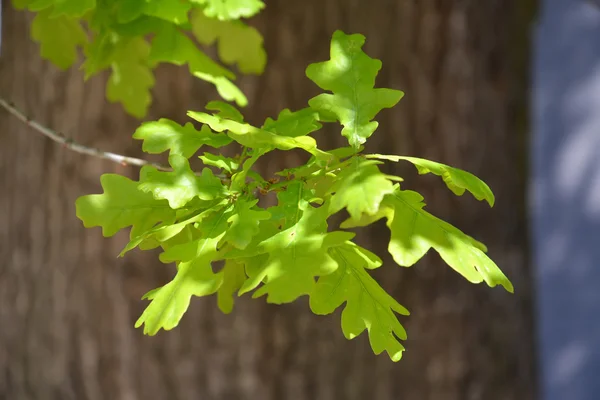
[0,0,598,399]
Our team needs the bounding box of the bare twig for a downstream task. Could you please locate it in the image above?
[0,97,171,171]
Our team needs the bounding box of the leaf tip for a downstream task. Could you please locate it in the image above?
[389,350,404,362]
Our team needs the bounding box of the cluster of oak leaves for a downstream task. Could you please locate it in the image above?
[74,31,513,362]
[18,0,268,117]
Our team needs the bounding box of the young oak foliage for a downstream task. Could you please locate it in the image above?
[14,0,266,117]
[76,30,513,361]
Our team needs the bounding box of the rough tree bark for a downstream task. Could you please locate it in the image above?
[0,1,537,399]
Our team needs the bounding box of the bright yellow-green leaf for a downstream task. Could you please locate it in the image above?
[139,155,227,209]
[341,188,513,292]
[226,186,355,304]
[193,72,248,107]
[366,154,496,206]
[261,108,322,138]
[205,100,245,122]
[187,110,331,161]
[329,158,395,220]
[310,242,409,362]
[199,153,240,174]
[223,199,271,249]
[191,0,264,20]
[75,173,175,237]
[136,210,232,334]
[120,202,227,257]
[136,236,224,334]
[133,118,232,158]
[306,30,404,148]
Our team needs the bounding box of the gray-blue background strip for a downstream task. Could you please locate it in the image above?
[532,1,600,399]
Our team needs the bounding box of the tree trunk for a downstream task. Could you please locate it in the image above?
[0,1,537,400]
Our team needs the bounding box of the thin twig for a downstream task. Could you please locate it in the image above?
[0,97,171,171]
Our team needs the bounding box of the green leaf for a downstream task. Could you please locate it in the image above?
[117,0,191,24]
[265,181,307,228]
[306,30,404,148]
[136,210,231,334]
[228,187,355,303]
[110,15,161,37]
[80,24,157,116]
[328,145,363,159]
[262,108,323,138]
[329,158,395,220]
[310,241,409,362]
[205,100,245,122]
[139,155,227,209]
[75,173,175,237]
[105,37,155,118]
[82,31,116,78]
[27,0,95,17]
[341,188,513,292]
[150,24,231,78]
[199,153,239,174]
[52,0,95,17]
[366,154,495,207]
[135,236,224,334]
[217,259,247,314]
[193,72,248,107]
[30,10,87,70]
[115,0,149,22]
[148,224,202,252]
[133,118,232,158]
[150,25,247,106]
[191,0,265,20]
[120,202,227,257]
[242,229,353,303]
[187,110,331,160]
[223,199,271,249]
[191,11,266,74]
[26,0,53,11]
[12,0,32,10]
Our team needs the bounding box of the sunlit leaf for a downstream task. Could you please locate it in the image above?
[366,154,495,206]
[310,241,409,362]
[75,173,175,237]
[329,158,395,220]
[191,0,264,20]
[262,108,322,138]
[341,188,513,292]
[306,30,404,148]
[133,118,232,158]
[139,155,227,209]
